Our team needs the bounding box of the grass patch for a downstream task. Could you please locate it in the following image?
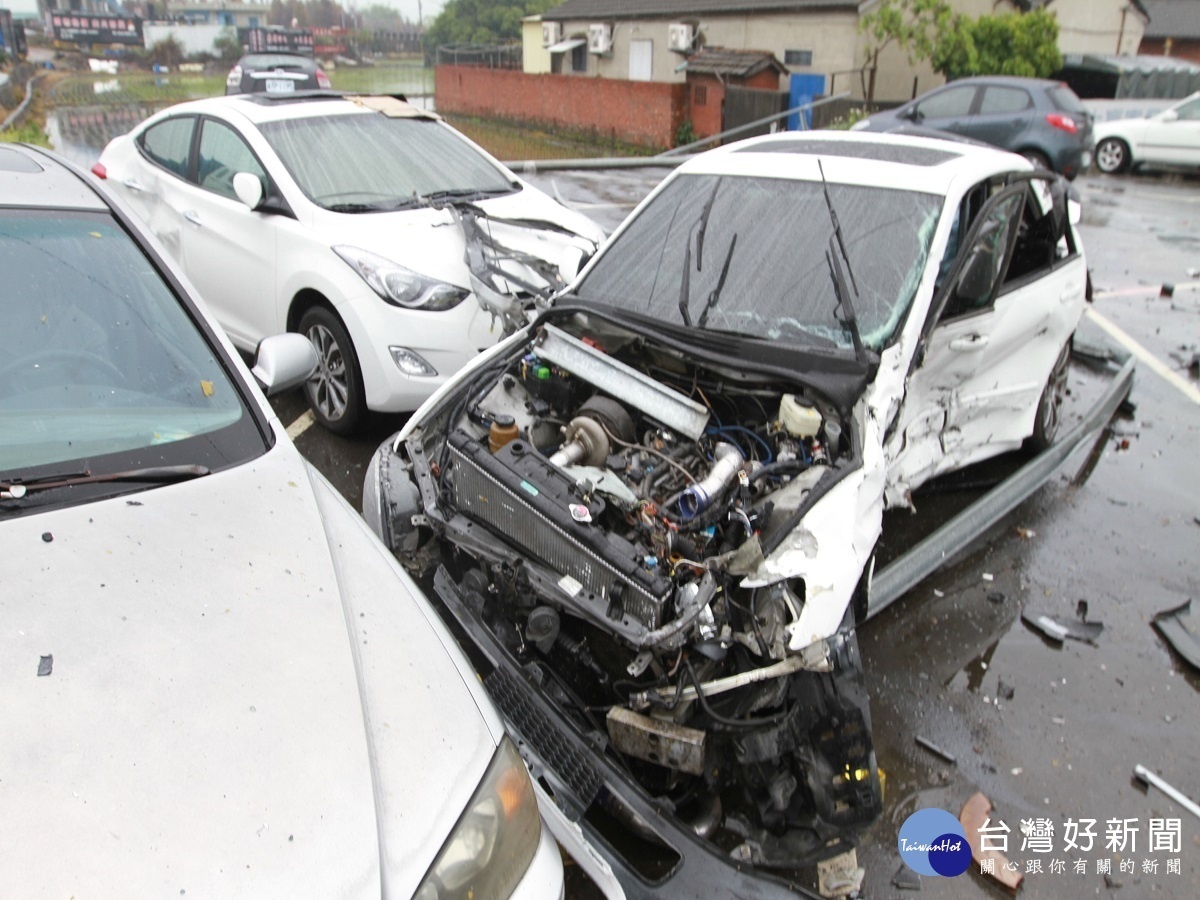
[445,114,659,162]
[0,118,51,146]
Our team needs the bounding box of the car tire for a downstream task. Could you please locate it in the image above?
[1095,137,1131,174]
[298,305,365,435]
[1021,149,1052,172]
[1028,337,1071,452]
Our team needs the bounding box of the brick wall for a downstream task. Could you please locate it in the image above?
[435,65,688,150]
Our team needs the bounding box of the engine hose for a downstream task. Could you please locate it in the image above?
[683,659,789,731]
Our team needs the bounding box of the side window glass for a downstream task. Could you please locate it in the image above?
[1004,178,1072,286]
[979,87,1031,115]
[916,86,975,119]
[1173,98,1200,121]
[197,120,267,201]
[941,192,1023,321]
[934,182,990,293]
[140,117,194,179]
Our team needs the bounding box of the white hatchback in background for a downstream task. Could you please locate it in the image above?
[95,93,605,433]
[1,143,563,898]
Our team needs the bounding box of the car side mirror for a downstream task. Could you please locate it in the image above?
[902,106,920,121]
[233,171,264,210]
[1160,109,1179,123]
[251,333,317,396]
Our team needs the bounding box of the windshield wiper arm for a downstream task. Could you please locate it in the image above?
[817,159,867,363]
[1,464,211,499]
[697,234,737,328]
[677,228,694,326]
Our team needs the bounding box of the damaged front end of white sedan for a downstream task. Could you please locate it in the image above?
[364,133,1086,895]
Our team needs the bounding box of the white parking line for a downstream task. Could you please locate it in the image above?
[1085,307,1200,405]
[285,409,316,440]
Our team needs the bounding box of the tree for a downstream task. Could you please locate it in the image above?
[861,2,1062,96]
[213,28,242,62]
[425,0,558,47]
[859,0,951,99]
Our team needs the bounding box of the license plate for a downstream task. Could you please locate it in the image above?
[265,79,296,93]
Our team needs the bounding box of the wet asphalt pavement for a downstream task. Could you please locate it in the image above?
[270,167,1200,898]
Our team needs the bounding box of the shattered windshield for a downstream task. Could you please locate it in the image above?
[260,113,518,211]
[574,173,943,352]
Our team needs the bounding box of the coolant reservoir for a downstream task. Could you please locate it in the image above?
[778,394,822,438]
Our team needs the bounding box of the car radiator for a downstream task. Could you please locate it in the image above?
[447,430,671,629]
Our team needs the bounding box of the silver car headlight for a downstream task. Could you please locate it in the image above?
[414,737,542,900]
[333,245,469,310]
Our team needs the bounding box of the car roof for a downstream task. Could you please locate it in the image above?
[0,144,108,212]
[675,130,1027,196]
[945,74,1067,91]
[148,92,438,126]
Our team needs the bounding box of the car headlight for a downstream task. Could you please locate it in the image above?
[414,737,542,900]
[333,245,469,311]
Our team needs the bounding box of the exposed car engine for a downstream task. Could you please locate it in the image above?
[370,314,882,869]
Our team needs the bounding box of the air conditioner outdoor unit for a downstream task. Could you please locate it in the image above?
[588,23,612,54]
[668,23,694,53]
[542,21,562,47]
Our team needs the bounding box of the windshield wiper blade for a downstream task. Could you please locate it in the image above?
[695,177,721,271]
[697,234,737,328]
[423,187,515,205]
[1,464,211,498]
[677,229,694,327]
[817,159,867,363]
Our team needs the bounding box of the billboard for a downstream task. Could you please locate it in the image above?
[50,13,143,46]
[242,27,314,55]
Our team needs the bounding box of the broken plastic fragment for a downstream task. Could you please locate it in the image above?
[1151,600,1200,672]
[915,735,956,765]
[1021,611,1104,644]
[37,655,52,677]
[200,380,215,398]
[960,792,1023,891]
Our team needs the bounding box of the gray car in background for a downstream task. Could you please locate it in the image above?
[853,75,1094,178]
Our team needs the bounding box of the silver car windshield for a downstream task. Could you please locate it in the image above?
[0,211,247,473]
[260,113,517,211]
[574,173,942,352]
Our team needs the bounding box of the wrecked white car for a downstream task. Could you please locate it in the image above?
[95,93,604,434]
[363,132,1087,893]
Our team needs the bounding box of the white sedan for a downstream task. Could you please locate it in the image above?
[1093,91,1200,173]
[2,143,562,898]
[95,93,604,433]
[362,131,1087,892]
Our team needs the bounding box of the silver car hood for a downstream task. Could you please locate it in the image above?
[2,440,499,897]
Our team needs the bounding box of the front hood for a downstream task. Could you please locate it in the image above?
[1,442,497,897]
[308,187,603,291]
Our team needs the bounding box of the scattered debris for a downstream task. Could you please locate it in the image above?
[997,681,1015,702]
[1052,716,1066,725]
[1133,765,1200,821]
[981,573,994,582]
[1187,267,1199,278]
[933,589,945,598]
[892,862,922,891]
[1011,767,1023,776]
[126,500,143,507]
[960,792,1023,890]
[915,735,957,765]
[37,655,53,677]
[986,591,1005,604]
[1076,599,1089,620]
[1014,527,1036,539]
[1152,600,1200,672]
[41,532,53,543]
[1105,872,1123,889]
[1160,282,1175,297]
[817,848,864,899]
[1022,611,1104,645]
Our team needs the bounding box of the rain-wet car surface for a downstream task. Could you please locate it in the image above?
[93,92,605,434]
[0,143,565,898]
[358,131,1094,895]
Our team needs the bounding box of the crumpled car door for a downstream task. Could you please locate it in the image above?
[886,182,1027,495]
